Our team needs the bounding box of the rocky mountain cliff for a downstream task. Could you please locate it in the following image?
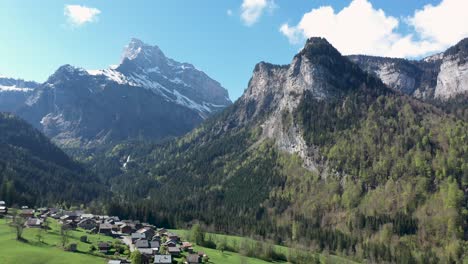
[9,39,231,147]
[348,37,468,100]
[228,38,387,171]
[0,77,39,112]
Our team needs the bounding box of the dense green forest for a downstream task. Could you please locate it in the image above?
[0,113,106,206]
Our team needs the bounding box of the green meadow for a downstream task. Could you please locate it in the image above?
[171,229,359,264]
[0,218,116,264]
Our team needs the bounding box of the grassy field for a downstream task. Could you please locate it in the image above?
[171,229,359,264]
[189,244,287,264]
[0,217,359,264]
[0,218,118,264]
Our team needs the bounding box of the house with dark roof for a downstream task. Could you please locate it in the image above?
[131,232,146,243]
[153,255,172,264]
[77,218,97,230]
[25,218,43,228]
[136,227,155,239]
[98,242,111,253]
[150,241,160,250]
[20,209,34,218]
[62,211,80,221]
[166,232,180,242]
[99,223,113,235]
[120,224,133,234]
[167,246,181,256]
[135,239,149,249]
[164,240,177,247]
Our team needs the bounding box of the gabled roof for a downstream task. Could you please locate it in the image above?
[136,227,153,234]
[167,246,180,253]
[81,213,94,219]
[153,255,172,263]
[21,209,34,214]
[182,242,193,248]
[135,239,149,248]
[78,218,96,224]
[26,218,42,226]
[99,223,113,229]
[150,241,160,248]
[131,232,146,239]
[138,248,153,255]
[164,239,177,246]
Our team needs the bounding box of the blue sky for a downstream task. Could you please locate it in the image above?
[0,0,466,100]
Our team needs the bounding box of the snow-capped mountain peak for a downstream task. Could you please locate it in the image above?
[87,38,231,117]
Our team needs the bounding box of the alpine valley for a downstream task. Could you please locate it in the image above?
[92,38,467,263]
[0,37,467,263]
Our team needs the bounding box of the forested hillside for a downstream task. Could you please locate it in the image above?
[0,113,105,206]
[89,39,467,263]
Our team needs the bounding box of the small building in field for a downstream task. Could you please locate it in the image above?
[25,218,43,228]
[153,255,172,264]
[186,254,201,264]
[0,201,7,215]
[181,242,193,251]
[20,209,34,218]
[98,242,111,253]
[69,243,78,252]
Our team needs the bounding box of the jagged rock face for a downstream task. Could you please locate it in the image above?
[435,38,468,99]
[0,77,39,112]
[348,38,468,100]
[348,55,441,99]
[234,38,372,171]
[19,65,205,147]
[10,39,231,147]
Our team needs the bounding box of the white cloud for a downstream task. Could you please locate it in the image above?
[409,0,468,47]
[241,0,276,26]
[64,5,101,27]
[227,9,233,16]
[280,0,468,58]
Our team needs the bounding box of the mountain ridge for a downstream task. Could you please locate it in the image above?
[348,37,468,100]
[2,39,232,148]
